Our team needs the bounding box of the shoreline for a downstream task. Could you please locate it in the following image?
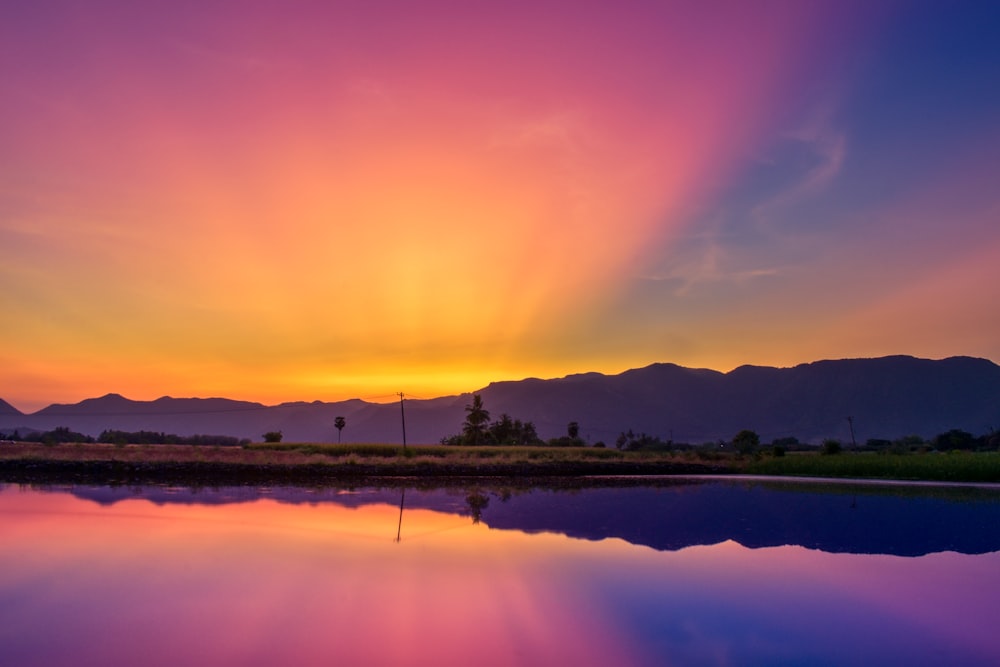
[0,457,732,488]
[0,441,731,487]
[4,442,999,487]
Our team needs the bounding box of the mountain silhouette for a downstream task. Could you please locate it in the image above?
[1,355,998,444]
[0,398,21,416]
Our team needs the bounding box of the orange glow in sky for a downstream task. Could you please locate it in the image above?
[1,2,998,410]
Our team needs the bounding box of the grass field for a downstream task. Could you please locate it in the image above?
[746,450,1000,483]
[2,441,998,484]
[0,441,700,465]
[246,441,653,462]
[0,441,726,486]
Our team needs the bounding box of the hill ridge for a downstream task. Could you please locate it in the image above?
[2,355,998,444]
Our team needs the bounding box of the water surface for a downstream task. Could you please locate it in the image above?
[2,480,999,666]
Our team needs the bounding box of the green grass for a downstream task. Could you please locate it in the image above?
[10,441,997,484]
[245,442,635,463]
[247,443,413,458]
[745,450,1000,483]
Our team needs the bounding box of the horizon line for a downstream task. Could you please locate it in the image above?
[3,353,994,415]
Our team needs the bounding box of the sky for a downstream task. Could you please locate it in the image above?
[2,0,999,412]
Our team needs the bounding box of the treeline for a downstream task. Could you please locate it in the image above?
[0,427,248,447]
[859,429,1000,453]
[437,395,1000,454]
[3,427,94,445]
[440,394,582,446]
[620,428,1000,455]
[99,430,250,447]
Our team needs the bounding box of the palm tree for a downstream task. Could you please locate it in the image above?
[492,413,515,444]
[334,416,346,443]
[462,394,490,445]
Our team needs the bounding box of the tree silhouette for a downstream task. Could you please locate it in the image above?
[439,401,541,446]
[462,394,491,445]
[492,413,515,444]
[334,416,346,443]
[821,439,843,455]
[933,428,974,451]
[732,429,760,455]
[518,420,539,445]
[465,491,490,524]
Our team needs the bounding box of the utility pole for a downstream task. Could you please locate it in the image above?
[398,392,407,450]
[847,416,857,449]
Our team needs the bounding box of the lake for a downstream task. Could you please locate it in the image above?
[2,478,999,666]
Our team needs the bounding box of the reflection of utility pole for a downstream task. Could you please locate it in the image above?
[398,392,407,450]
[395,488,405,543]
[847,416,857,449]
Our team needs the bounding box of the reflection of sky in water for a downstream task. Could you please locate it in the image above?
[1,485,999,666]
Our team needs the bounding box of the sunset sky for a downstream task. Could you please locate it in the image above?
[2,1,998,411]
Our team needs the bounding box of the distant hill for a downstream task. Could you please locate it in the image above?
[1,356,998,444]
[0,398,21,416]
[473,355,1000,444]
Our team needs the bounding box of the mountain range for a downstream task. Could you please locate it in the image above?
[2,355,998,444]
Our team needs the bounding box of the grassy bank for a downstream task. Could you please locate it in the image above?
[3,442,998,486]
[0,442,729,486]
[746,450,1000,483]
[246,441,668,462]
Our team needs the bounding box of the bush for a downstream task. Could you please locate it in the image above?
[821,439,842,456]
[616,430,672,451]
[865,438,892,450]
[547,436,584,447]
[733,429,760,456]
[99,430,247,447]
[24,427,94,445]
[933,429,975,451]
[262,431,283,443]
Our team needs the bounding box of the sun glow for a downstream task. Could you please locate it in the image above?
[1,2,996,409]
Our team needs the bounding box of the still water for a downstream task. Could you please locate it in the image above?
[2,479,999,666]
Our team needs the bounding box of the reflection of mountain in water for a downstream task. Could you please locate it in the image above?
[480,483,1000,557]
[56,481,1000,557]
[64,483,475,514]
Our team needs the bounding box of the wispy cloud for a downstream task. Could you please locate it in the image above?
[751,98,848,228]
[486,111,597,171]
[643,233,783,296]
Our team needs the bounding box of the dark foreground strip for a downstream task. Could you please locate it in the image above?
[0,459,731,488]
